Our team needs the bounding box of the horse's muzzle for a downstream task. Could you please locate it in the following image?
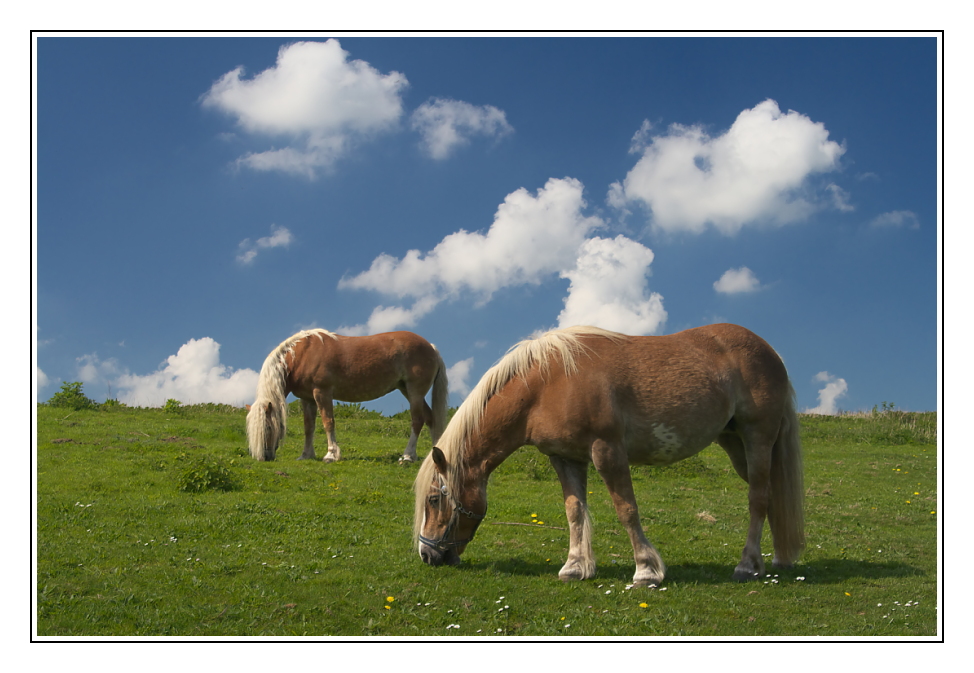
[419,543,461,566]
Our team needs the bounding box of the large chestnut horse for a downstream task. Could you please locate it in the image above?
[247,329,448,464]
[414,324,803,586]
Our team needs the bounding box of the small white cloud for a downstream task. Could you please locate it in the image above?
[826,183,855,212]
[870,210,919,229]
[615,99,846,235]
[37,367,49,390]
[338,296,441,336]
[84,338,260,407]
[201,39,408,178]
[557,235,667,335]
[713,267,761,294]
[805,371,848,415]
[411,98,513,160]
[77,353,122,387]
[446,357,475,400]
[237,224,293,264]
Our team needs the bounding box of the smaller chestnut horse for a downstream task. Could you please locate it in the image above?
[247,329,447,463]
[414,324,804,586]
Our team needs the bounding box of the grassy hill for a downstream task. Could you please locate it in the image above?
[35,398,938,637]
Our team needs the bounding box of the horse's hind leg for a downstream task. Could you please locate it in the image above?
[313,389,341,463]
[549,455,596,581]
[298,398,318,460]
[399,384,434,463]
[591,439,665,587]
[725,424,777,582]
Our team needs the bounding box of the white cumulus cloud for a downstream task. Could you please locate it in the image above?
[411,97,514,160]
[805,371,848,415]
[201,40,408,178]
[713,266,762,294]
[339,177,603,333]
[37,367,50,390]
[237,224,293,264]
[79,338,260,407]
[446,357,475,400]
[557,235,666,335]
[613,99,845,235]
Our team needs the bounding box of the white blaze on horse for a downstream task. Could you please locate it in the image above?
[414,324,804,586]
[247,329,448,464]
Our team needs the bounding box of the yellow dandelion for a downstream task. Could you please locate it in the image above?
[531,513,538,518]
[639,602,648,608]
[386,596,395,603]
[384,606,391,610]
[537,521,544,525]
[845,592,851,596]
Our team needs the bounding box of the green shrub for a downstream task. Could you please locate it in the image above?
[164,398,183,414]
[47,382,98,411]
[176,457,238,493]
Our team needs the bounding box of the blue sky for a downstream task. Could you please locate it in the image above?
[34,35,940,414]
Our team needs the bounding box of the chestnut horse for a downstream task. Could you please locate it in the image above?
[247,329,448,464]
[414,324,804,586]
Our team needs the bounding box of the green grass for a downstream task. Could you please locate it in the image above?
[35,402,939,637]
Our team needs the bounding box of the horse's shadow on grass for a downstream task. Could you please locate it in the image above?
[461,557,927,586]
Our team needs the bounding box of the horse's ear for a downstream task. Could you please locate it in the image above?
[245,404,251,411]
[431,446,448,474]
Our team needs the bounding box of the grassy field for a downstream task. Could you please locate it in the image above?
[34,399,939,638]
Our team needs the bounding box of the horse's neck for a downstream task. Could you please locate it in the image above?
[464,389,530,481]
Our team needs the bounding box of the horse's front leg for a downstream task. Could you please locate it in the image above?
[298,398,318,460]
[313,389,341,463]
[591,439,665,588]
[548,455,595,581]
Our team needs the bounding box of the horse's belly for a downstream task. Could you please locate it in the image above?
[627,422,713,466]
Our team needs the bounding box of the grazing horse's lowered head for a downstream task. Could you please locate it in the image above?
[415,447,487,567]
[246,399,285,461]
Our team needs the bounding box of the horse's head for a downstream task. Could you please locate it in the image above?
[246,400,283,461]
[417,447,487,566]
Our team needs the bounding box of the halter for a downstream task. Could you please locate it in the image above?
[418,477,487,552]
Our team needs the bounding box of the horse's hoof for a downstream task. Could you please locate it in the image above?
[631,580,661,589]
[322,455,339,464]
[732,570,761,582]
[297,455,316,461]
[398,455,416,464]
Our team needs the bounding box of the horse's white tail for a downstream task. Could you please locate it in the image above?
[768,382,805,565]
[246,347,290,461]
[430,347,449,445]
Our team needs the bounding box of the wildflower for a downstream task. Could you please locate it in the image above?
[531,513,538,518]
[386,596,395,603]
[639,602,648,608]
[845,592,851,596]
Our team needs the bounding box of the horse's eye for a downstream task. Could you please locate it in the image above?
[428,495,441,506]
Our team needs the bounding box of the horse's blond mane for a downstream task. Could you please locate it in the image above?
[413,325,626,541]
